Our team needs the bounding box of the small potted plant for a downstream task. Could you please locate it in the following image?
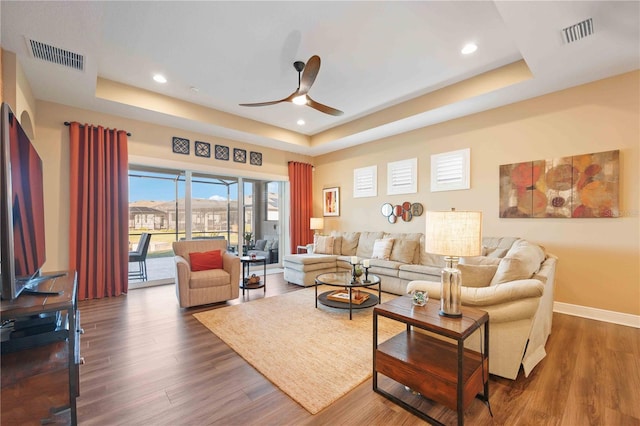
[244,232,253,246]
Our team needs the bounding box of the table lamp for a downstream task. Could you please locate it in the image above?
[310,217,324,235]
[424,209,482,317]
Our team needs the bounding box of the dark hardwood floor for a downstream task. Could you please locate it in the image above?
[69,274,640,424]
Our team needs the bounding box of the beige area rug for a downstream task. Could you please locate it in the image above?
[193,286,404,414]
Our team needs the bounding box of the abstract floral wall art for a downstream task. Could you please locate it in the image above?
[499,150,619,218]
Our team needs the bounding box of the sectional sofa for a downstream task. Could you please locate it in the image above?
[283,231,557,379]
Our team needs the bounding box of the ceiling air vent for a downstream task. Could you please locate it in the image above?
[27,38,84,71]
[562,18,594,44]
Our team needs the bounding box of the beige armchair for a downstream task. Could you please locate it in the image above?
[172,239,240,308]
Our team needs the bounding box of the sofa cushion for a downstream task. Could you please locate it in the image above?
[314,235,334,254]
[371,238,394,260]
[284,260,337,273]
[459,264,498,288]
[333,231,360,255]
[189,250,223,272]
[369,258,403,269]
[482,236,519,258]
[189,268,230,289]
[356,232,384,258]
[390,239,419,264]
[284,254,337,265]
[254,239,268,251]
[490,239,546,285]
[399,264,443,281]
[460,256,502,266]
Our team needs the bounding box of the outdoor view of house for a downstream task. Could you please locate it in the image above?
[128,168,282,282]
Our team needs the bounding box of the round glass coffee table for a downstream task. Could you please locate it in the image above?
[315,272,381,320]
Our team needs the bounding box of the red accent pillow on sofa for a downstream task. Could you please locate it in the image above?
[189,250,223,272]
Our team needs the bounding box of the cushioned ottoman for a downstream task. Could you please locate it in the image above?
[283,254,338,286]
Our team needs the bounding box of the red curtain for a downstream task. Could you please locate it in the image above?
[288,162,314,253]
[68,122,129,299]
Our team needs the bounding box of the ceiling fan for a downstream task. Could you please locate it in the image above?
[239,55,344,116]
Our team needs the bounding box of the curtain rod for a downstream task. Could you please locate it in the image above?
[64,121,132,137]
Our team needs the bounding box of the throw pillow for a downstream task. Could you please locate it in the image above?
[458,264,498,288]
[339,232,360,255]
[314,235,334,255]
[254,239,267,251]
[264,240,273,251]
[390,240,419,264]
[490,239,546,285]
[189,250,223,272]
[371,239,394,260]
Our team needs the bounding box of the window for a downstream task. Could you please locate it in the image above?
[431,148,470,192]
[387,158,417,195]
[353,165,377,198]
[266,181,280,220]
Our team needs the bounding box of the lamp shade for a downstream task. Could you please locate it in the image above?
[424,210,482,257]
[310,217,324,230]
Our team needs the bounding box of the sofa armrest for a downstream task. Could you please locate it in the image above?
[174,255,191,282]
[407,279,544,307]
[222,252,240,286]
[174,255,191,307]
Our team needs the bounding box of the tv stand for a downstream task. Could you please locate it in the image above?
[1,271,79,425]
[21,288,63,296]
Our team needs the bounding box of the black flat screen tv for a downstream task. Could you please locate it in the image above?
[0,102,47,300]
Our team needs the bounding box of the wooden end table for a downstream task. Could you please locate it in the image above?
[373,296,491,426]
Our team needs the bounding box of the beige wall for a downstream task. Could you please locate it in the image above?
[314,71,640,316]
[32,101,312,274]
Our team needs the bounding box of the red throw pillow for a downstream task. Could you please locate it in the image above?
[189,250,223,272]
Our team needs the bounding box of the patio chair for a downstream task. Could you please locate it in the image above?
[129,233,152,281]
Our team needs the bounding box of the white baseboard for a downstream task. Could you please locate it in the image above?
[553,302,640,328]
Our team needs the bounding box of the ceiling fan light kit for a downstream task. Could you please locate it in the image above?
[240,55,343,116]
[292,94,307,105]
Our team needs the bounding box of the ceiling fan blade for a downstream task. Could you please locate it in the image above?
[298,55,320,95]
[239,91,296,107]
[307,96,344,116]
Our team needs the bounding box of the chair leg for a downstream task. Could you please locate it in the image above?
[142,260,148,281]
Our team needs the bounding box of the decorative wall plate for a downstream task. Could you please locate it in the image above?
[215,145,229,160]
[195,141,211,158]
[172,137,189,155]
[233,148,247,163]
[250,151,262,166]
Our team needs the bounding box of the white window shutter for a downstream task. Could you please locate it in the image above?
[431,148,470,192]
[353,165,377,198]
[387,158,417,195]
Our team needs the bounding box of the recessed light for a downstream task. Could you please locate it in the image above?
[461,43,478,55]
[153,74,167,83]
[297,119,305,126]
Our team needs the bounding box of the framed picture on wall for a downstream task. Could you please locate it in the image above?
[323,187,340,217]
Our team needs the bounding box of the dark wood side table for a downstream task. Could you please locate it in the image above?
[1,271,80,425]
[373,296,491,426]
[239,255,267,296]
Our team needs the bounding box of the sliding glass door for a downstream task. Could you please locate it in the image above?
[128,166,284,285]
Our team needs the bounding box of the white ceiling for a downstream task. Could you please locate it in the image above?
[2,1,639,156]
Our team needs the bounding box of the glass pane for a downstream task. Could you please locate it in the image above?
[267,181,279,221]
[243,181,254,254]
[129,169,183,283]
[190,175,239,248]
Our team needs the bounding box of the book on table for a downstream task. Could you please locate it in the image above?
[327,290,370,305]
